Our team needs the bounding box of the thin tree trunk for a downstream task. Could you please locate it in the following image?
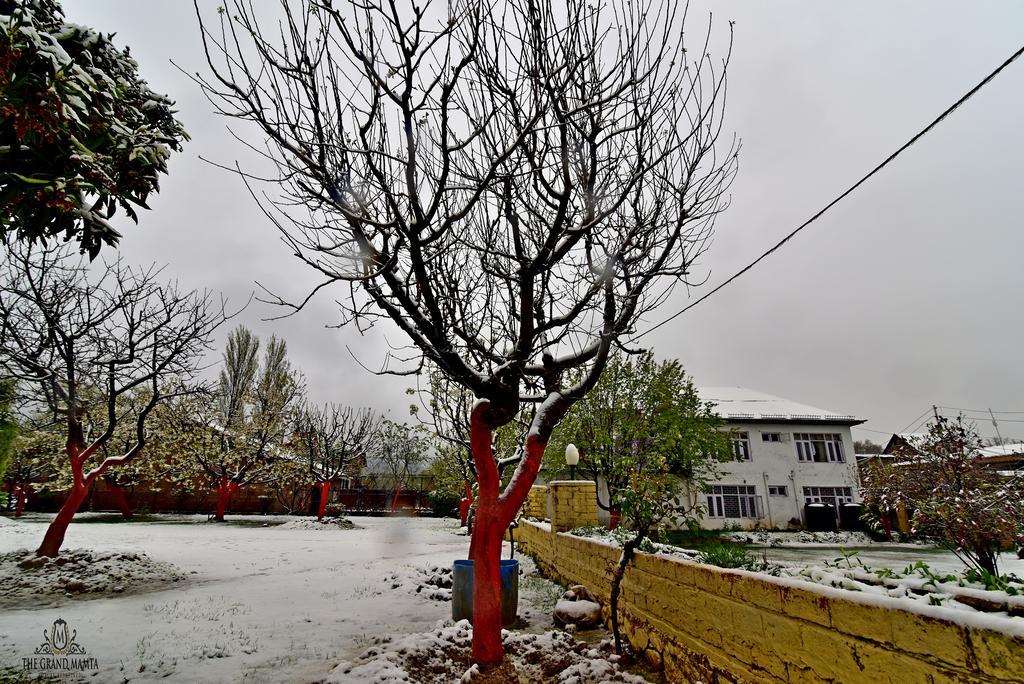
[610,531,645,654]
[104,477,134,520]
[14,485,27,518]
[37,484,89,557]
[317,480,331,521]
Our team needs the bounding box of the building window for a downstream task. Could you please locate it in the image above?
[767,485,788,497]
[731,432,751,461]
[802,486,853,507]
[761,432,783,442]
[706,485,762,518]
[794,433,845,463]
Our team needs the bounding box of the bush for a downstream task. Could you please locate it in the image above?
[696,543,755,569]
[428,490,460,518]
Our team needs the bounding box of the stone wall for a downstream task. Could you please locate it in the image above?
[515,521,1024,683]
[547,481,598,532]
[524,485,548,521]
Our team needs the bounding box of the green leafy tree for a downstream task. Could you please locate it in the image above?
[2,420,59,515]
[552,352,729,653]
[0,377,16,483]
[549,352,730,518]
[0,0,188,256]
[861,415,1024,576]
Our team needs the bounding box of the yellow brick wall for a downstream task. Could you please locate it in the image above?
[515,520,1024,683]
[549,481,598,532]
[523,485,548,520]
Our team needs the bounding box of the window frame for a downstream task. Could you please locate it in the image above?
[731,431,752,461]
[706,484,762,519]
[794,433,846,463]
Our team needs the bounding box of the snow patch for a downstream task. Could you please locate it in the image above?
[0,548,187,608]
[276,517,357,531]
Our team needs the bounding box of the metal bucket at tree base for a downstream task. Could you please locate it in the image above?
[451,559,519,627]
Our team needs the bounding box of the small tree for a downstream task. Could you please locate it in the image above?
[575,365,728,654]
[267,456,312,515]
[0,378,16,484]
[0,241,227,555]
[186,327,304,521]
[296,403,379,520]
[368,419,432,511]
[861,415,1024,576]
[0,0,188,256]
[3,421,59,516]
[548,352,727,524]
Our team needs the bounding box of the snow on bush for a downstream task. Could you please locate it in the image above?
[276,517,357,531]
[325,619,648,683]
[0,548,187,607]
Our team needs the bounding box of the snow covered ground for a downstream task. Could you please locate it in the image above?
[0,514,509,682]
[0,514,644,683]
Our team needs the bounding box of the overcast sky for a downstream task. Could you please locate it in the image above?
[63,1,1024,444]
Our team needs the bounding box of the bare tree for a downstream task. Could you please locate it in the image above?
[0,241,229,556]
[296,402,379,520]
[196,0,736,664]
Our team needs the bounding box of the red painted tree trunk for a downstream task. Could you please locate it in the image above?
[105,479,134,520]
[214,478,239,521]
[317,480,331,521]
[459,481,473,526]
[37,484,89,557]
[14,486,27,518]
[391,483,403,512]
[467,400,553,667]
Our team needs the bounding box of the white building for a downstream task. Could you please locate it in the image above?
[695,387,865,530]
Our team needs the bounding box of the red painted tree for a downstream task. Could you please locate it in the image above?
[196,0,735,665]
[296,403,379,521]
[0,241,228,556]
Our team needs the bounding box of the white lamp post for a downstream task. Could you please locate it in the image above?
[565,443,580,481]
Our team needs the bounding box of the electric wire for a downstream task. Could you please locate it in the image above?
[631,43,1024,341]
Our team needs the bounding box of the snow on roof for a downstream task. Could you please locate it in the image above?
[699,387,863,425]
[978,443,1024,458]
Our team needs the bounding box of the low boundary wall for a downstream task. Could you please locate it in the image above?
[515,520,1024,683]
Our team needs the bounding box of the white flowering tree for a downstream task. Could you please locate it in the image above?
[861,415,1024,577]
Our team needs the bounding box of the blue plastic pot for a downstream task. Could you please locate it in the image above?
[451,559,519,627]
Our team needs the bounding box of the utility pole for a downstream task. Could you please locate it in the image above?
[932,405,940,421]
[988,408,1005,447]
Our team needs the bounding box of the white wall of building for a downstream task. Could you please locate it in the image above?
[695,422,861,530]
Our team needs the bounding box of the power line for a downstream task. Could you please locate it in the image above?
[632,43,1024,341]
[937,405,1024,415]
[898,408,934,434]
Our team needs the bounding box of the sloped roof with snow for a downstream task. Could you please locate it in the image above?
[699,387,864,426]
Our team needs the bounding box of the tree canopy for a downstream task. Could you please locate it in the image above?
[0,0,188,256]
